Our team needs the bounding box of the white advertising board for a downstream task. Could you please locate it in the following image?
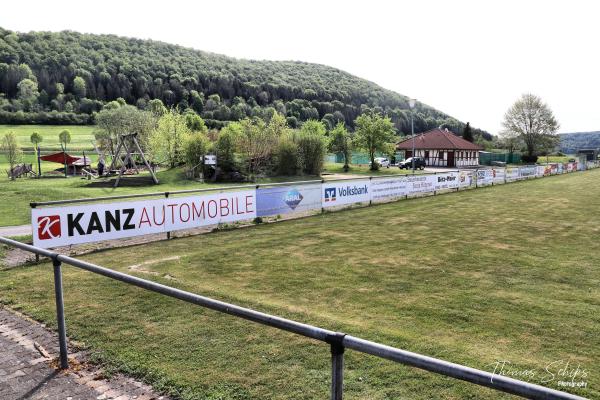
[505,167,520,182]
[435,172,460,191]
[322,180,371,208]
[492,168,506,184]
[371,177,408,201]
[32,190,256,248]
[519,166,536,178]
[476,169,493,186]
[406,175,437,195]
[458,171,474,188]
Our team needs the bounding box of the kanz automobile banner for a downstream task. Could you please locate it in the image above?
[371,177,408,201]
[32,190,256,248]
[435,172,459,191]
[322,180,371,207]
[256,184,321,216]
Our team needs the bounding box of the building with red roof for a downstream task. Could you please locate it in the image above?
[396,128,483,167]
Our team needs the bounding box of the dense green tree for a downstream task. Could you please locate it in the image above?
[149,110,191,168]
[354,112,396,170]
[73,76,86,99]
[0,27,489,136]
[297,120,327,175]
[328,123,352,171]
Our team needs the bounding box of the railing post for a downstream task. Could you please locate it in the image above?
[52,256,69,369]
[328,332,346,400]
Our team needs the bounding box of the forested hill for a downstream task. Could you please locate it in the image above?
[559,131,600,154]
[0,27,490,138]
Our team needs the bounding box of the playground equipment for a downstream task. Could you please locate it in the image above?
[6,163,36,179]
[106,133,158,188]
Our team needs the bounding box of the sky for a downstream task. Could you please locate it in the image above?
[1,0,598,135]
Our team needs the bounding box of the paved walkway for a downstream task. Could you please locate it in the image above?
[0,307,168,400]
[0,225,31,237]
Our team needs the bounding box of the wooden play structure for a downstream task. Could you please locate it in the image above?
[106,133,159,188]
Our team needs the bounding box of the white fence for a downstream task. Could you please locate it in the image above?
[31,161,598,248]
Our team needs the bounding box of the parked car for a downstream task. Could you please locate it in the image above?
[371,157,390,168]
[398,157,426,170]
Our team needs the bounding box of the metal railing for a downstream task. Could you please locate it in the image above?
[0,236,586,400]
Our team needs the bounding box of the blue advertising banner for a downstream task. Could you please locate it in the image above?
[256,184,322,217]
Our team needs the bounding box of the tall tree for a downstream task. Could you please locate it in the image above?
[353,112,396,170]
[462,122,473,142]
[59,130,71,176]
[73,76,87,99]
[501,94,559,161]
[2,132,22,180]
[149,110,191,168]
[328,122,352,171]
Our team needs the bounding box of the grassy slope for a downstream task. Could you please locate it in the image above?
[1,170,598,399]
[0,125,96,151]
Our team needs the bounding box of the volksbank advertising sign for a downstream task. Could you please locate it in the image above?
[322,180,370,207]
[33,190,256,248]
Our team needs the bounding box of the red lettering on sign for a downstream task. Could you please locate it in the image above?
[139,208,151,228]
[180,203,190,222]
[192,201,205,220]
[167,204,177,224]
[38,215,61,240]
[246,195,254,214]
[153,205,165,226]
[207,200,218,218]
[219,198,230,217]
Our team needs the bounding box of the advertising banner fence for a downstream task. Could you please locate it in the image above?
[322,180,371,208]
[32,162,600,248]
[476,169,494,186]
[33,190,256,248]
[256,184,321,217]
[371,177,408,202]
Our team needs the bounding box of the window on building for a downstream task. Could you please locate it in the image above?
[424,150,429,159]
[440,151,445,160]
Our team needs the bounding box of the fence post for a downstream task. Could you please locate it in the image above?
[369,177,373,205]
[328,332,345,400]
[165,192,171,239]
[475,169,478,188]
[52,256,69,369]
[30,202,40,263]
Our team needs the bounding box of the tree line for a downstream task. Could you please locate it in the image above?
[0,27,491,141]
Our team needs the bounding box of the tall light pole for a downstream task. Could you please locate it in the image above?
[409,98,417,173]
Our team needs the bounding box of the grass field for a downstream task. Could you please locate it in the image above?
[1,169,598,399]
[0,124,96,151]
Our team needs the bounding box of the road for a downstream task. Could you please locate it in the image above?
[0,224,31,237]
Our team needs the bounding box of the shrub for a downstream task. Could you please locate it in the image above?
[276,135,300,175]
[296,131,326,175]
[521,155,538,164]
[183,133,210,168]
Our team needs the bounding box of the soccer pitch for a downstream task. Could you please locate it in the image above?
[1,170,598,399]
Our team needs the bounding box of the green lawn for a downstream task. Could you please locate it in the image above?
[1,170,598,399]
[0,124,96,151]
